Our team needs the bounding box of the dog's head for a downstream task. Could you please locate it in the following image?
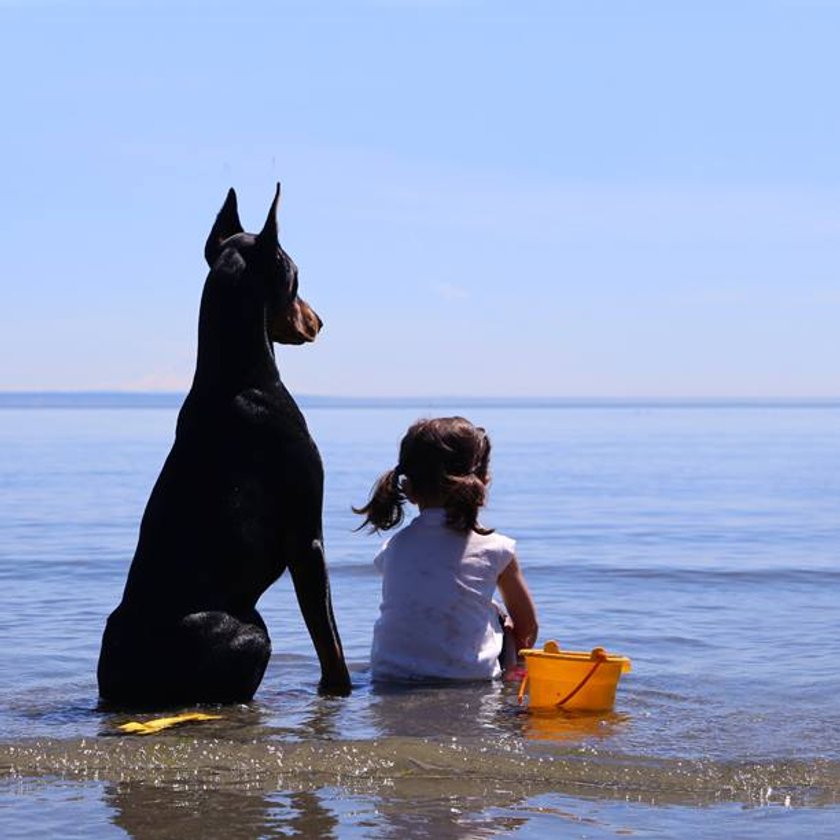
[204,185,322,345]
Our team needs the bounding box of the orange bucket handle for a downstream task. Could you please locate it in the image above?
[553,647,608,708]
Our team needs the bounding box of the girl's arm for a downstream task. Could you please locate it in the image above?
[497,556,538,654]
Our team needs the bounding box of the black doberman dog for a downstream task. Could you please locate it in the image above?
[97,186,351,707]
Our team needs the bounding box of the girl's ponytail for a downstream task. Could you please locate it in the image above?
[443,472,492,535]
[353,467,406,532]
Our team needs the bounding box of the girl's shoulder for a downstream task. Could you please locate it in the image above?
[372,521,416,568]
[460,528,516,578]
[467,527,516,557]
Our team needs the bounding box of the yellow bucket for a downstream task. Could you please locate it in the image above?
[518,641,632,712]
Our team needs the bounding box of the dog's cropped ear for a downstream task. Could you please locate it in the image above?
[255,183,281,259]
[204,188,244,267]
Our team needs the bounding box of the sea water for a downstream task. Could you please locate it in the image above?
[1,396,839,838]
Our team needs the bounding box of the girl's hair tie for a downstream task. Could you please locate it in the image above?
[390,466,402,492]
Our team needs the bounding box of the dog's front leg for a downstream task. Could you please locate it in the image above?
[289,538,352,696]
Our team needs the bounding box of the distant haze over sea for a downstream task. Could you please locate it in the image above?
[1,392,838,410]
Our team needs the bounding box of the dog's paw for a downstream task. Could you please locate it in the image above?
[318,674,353,697]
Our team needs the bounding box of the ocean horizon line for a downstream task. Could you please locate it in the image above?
[1,391,838,410]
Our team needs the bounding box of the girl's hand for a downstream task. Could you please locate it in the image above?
[502,664,527,683]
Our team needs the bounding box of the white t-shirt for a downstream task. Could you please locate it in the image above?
[370,507,516,682]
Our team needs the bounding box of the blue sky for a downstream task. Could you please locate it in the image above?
[2,0,838,397]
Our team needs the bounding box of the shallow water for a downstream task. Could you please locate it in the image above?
[1,397,839,837]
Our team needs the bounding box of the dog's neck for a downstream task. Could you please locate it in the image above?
[191,272,281,394]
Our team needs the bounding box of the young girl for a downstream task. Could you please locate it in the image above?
[355,416,538,682]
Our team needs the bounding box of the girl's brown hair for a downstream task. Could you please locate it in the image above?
[354,416,493,534]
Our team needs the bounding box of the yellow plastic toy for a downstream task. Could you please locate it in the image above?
[116,712,223,735]
[517,640,631,712]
